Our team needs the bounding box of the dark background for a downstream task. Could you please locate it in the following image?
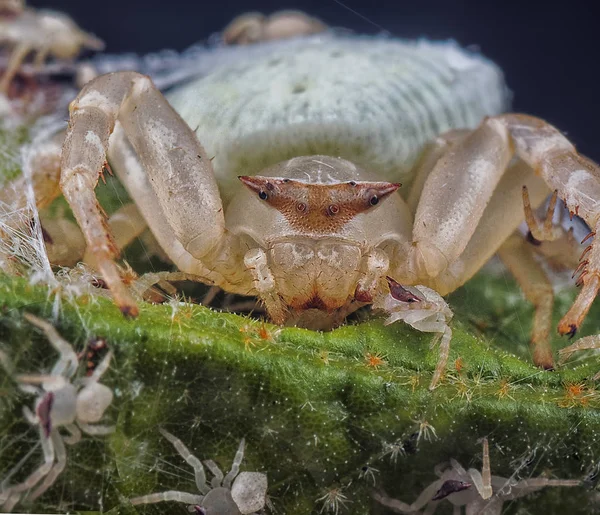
[30,0,600,162]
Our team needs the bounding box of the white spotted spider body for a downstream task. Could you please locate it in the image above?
[130,428,268,515]
[0,313,114,512]
[7,12,600,382]
[374,438,582,514]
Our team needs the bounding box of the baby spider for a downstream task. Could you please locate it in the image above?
[0,313,114,511]
[0,0,104,93]
[130,428,268,514]
[222,10,327,46]
[374,276,453,390]
[373,438,582,514]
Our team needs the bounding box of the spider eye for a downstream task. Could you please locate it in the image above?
[369,195,379,206]
[296,202,307,212]
[328,204,340,215]
[348,181,357,186]
[258,191,268,200]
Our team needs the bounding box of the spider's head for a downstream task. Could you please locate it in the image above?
[239,175,399,234]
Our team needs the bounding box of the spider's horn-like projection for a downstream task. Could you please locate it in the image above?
[239,175,400,233]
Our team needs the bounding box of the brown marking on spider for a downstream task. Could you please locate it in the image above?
[78,336,109,377]
[239,176,400,234]
[386,276,421,303]
[431,479,472,501]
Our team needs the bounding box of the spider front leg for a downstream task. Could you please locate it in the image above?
[61,72,235,317]
[398,117,517,283]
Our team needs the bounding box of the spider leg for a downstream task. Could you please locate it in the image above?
[82,349,113,384]
[496,477,581,500]
[159,428,210,495]
[28,430,66,501]
[223,438,245,489]
[107,124,237,290]
[401,159,553,369]
[131,271,210,302]
[430,325,451,391]
[83,203,148,269]
[559,334,600,369]
[373,478,444,513]
[62,72,231,317]
[204,460,224,489]
[22,405,38,424]
[62,423,82,445]
[130,491,205,506]
[406,129,470,213]
[7,426,55,495]
[0,42,31,93]
[467,438,492,500]
[1,490,22,512]
[24,313,79,378]
[0,439,40,506]
[77,422,115,436]
[522,187,563,242]
[399,117,518,283]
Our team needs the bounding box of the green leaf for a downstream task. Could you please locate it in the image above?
[1,271,599,514]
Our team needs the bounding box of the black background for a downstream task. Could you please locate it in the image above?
[30,0,600,162]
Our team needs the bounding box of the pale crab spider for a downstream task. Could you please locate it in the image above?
[130,428,268,515]
[0,313,114,511]
[15,28,600,379]
[373,438,582,514]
